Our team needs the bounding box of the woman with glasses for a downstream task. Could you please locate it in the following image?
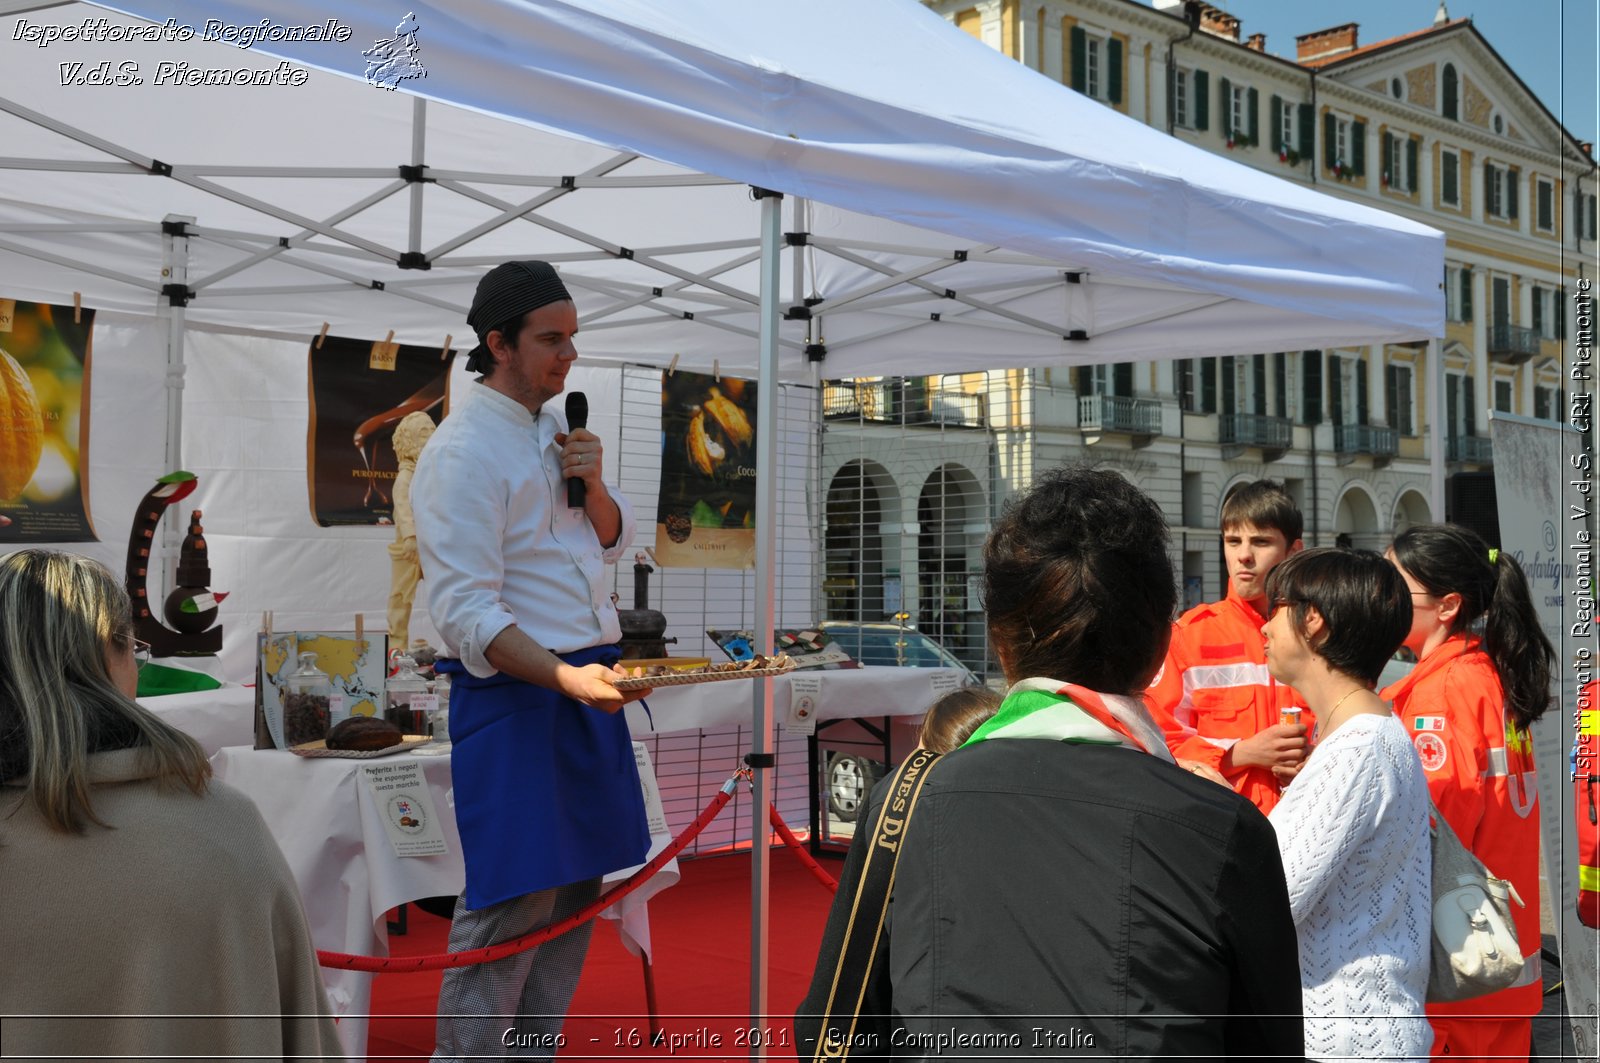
[1383,524,1554,1061]
[0,549,339,1058]
[1262,548,1432,1062]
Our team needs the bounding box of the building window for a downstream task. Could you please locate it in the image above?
[1385,362,1415,435]
[1485,162,1518,221]
[1391,76,1405,100]
[1440,148,1460,206]
[1531,286,1566,340]
[1383,131,1415,193]
[1070,26,1122,105]
[1219,78,1257,146]
[1493,377,1515,414]
[1536,177,1555,232]
[1445,265,1473,323]
[1492,111,1505,136]
[1085,35,1101,99]
[1231,84,1247,139]
[1173,68,1190,128]
[1577,191,1598,241]
[1279,100,1295,154]
[1336,120,1349,166]
[1534,383,1565,422]
[1442,63,1459,121]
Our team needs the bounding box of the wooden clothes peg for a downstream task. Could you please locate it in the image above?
[441,334,452,361]
[73,292,82,323]
[315,323,329,349]
[667,353,680,376]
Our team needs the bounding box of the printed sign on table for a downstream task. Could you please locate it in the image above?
[360,760,448,857]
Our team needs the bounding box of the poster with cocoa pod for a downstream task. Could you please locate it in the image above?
[0,297,95,543]
[307,334,454,527]
[654,368,757,568]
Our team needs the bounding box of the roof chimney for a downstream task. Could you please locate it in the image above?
[1197,3,1241,42]
[1246,32,1267,52]
[1296,23,1359,63]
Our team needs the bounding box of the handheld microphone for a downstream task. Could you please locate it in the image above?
[565,391,589,508]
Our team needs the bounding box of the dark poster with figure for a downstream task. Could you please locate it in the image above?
[0,297,96,543]
[654,369,757,568]
[307,335,453,527]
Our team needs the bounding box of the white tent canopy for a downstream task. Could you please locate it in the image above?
[1,0,1443,380]
[1,0,1445,1031]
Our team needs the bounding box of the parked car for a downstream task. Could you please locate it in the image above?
[815,621,977,821]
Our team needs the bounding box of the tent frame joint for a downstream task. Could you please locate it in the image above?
[397,164,432,183]
[161,219,189,237]
[396,252,431,271]
[161,283,193,307]
[147,159,172,177]
[749,186,783,200]
[784,231,809,246]
[805,343,827,362]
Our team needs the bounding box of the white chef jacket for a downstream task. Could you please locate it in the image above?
[411,383,635,676]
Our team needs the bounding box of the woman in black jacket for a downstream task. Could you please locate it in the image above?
[796,466,1304,1061]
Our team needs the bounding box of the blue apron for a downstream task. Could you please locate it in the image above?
[436,647,651,911]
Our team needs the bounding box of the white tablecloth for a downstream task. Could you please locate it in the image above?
[139,683,255,758]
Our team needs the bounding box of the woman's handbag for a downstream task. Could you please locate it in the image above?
[808,746,942,1062]
[1426,797,1526,1003]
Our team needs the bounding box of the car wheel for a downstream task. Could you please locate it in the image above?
[827,753,881,822]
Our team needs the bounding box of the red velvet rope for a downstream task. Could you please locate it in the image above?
[768,805,839,893]
[317,782,737,973]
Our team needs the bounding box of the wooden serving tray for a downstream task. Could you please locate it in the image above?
[612,657,795,691]
[290,734,433,759]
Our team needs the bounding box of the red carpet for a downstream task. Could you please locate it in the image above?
[367,848,842,1060]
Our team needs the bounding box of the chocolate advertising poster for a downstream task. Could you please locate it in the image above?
[307,335,453,527]
[654,368,757,569]
[0,297,95,543]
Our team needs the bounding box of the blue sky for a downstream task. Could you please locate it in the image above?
[1194,0,1598,154]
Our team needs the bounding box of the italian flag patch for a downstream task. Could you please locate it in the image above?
[1413,716,1445,732]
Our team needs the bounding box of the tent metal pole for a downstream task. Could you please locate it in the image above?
[409,98,426,258]
[748,188,782,1051]
[159,214,194,593]
[1428,337,1444,519]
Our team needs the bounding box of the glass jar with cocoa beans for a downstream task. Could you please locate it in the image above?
[284,651,332,746]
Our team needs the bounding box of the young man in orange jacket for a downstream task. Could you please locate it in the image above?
[1147,480,1312,814]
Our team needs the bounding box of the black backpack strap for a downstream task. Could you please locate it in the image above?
[810,746,942,1062]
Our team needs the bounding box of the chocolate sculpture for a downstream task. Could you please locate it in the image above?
[386,410,436,650]
[124,472,228,656]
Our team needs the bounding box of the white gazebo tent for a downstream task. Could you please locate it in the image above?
[0,0,1444,1030]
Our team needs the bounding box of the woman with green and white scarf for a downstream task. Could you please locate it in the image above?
[797,466,1304,1061]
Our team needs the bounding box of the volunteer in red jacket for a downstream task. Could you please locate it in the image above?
[1147,480,1311,814]
[1383,523,1555,1060]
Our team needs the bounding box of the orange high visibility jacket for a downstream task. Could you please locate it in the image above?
[1576,680,1598,927]
[1146,590,1309,815]
[1382,635,1543,1019]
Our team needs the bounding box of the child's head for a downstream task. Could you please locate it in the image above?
[1220,480,1303,544]
[918,686,1003,753]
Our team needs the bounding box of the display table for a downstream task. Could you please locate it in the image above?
[139,683,255,757]
[211,742,678,1059]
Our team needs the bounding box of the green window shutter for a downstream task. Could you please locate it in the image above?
[1273,352,1287,419]
[1298,103,1315,158]
[1252,354,1267,415]
[1176,358,1192,408]
[1302,351,1323,425]
[1484,162,1496,215]
[1107,37,1123,104]
[1532,289,1544,333]
[1442,152,1458,204]
[1329,359,1345,426]
[1356,360,1369,424]
[1507,168,1519,219]
[1351,122,1366,175]
[1271,96,1283,153]
[1201,356,1217,412]
[1220,355,1237,410]
[1219,77,1232,138]
[1406,138,1419,190]
[1247,86,1259,145]
[1560,286,1568,339]
[1324,112,1337,168]
[1577,188,1585,238]
[1075,365,1092,395]
[1443,64,1458,120]
[1194,70,1209,131]
[1538,180,1553,230]
[1113,361,1133,396]
[1461,267,1473,322]
[1382,133,1393,184]
[1590,195,1598,240]
[1070,27,1087,94]
[1463,375,1476,436]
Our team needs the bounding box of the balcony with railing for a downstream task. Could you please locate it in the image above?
[1447,434,1494,465]
[822,377,985,428]
[1333,423,1399,467]
[1218,412,1291,461]
[1078,394,1162,445]
[1487,323,1540,364]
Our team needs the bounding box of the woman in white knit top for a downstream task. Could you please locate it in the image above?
[1262,548,1433,1062]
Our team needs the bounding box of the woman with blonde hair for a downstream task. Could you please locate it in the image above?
[0,549,340,1058]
